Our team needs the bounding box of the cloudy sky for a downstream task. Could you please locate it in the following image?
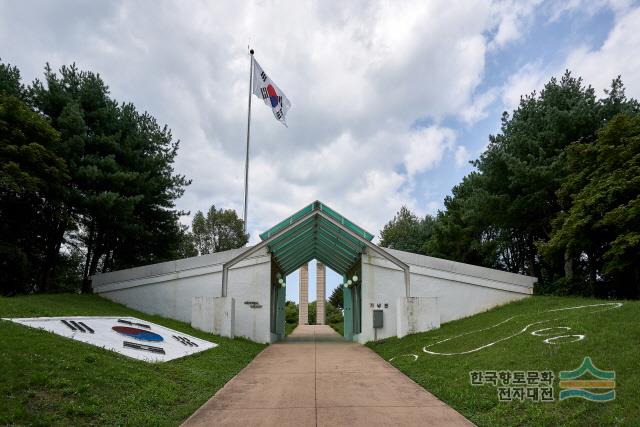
[2,0,639,301]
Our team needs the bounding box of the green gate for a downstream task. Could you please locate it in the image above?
[270,282,287,340]
[343,276,361,341]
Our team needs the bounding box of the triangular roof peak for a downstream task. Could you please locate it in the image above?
[259,200,374,242]
[222,200,410,296]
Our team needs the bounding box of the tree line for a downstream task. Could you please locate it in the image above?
[0,61,252,296]
[380,72,640,299]
[284,300,343,326]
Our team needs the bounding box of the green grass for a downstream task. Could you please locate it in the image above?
[285,322,297,336]
[368,296,640,426]
[0,293,266,426]
[329,321,343,336]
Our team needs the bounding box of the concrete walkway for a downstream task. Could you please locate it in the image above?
[182,325,473,427]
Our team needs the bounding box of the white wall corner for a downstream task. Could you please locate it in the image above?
[191,296,235,338]
[396,296,440,338]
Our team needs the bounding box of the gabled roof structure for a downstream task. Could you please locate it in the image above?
[259,201,374,276]
[221,201,410,296]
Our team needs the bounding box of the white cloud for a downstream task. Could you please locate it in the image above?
[500,3,640,114]
[565,7,640,97]
[0,0,597,242]
[404,126,456,178]
[547,0,635,22]
[488,0,543,50]
[426,201,441,214]
[454,145,471,167]
[501,62,549,110]
[460,88,499,125]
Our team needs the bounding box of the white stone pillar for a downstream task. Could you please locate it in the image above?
[316,262,326,325]
[299,263,309,325]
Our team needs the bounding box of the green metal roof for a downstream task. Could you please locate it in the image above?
[259,201,374,275]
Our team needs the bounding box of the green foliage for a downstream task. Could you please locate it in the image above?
[191,205,248,255]
[284,301,298,335]
[0,92,68,295]
[302,300,343,326]
[0,61,24,98]
[325,301,343,324]
[540,114,640,298]
[382,72,640,298]
[379,206,435,255]
[175,223,198,259]
[284,321,297,335]
[284,300,298,324]
[460,72,607,277]
[0,293,265,426]
[308,300,316,325]
[426,172,495,267]
[328,285,343,309]
[30,64,191,289]
[329,321,344,336]
[0,60,191,294]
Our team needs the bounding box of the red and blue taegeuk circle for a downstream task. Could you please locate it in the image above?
[112,326,164,342]
[267,84,279,107]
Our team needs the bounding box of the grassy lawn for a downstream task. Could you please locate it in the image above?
[329,321,343,336]
[285,322,297,336]
[368,296,639,426]
[0,293,266,426]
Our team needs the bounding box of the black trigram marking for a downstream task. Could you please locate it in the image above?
[275,109,283,119]
[260,87,268,99]
[79,321,94,334]
[172,335,199,347]
[260,71,267,82]
[117,318,150,329]
[61,319,76,331]
[123,341,165,354]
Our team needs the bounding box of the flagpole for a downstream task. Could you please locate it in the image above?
[243,48,254,235]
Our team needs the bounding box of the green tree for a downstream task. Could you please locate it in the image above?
[474,73,637,280]
[426,173,495,267]
[379,206,435,255]
[308,301,316,325]
[28,64,190,291]
[325,301,343,324]
[383,72,638,298]
[191,205,248,255]
[0,61,24,98]
[0,92,68,294]
[328,286,343,309]
[428,73,638,285]
[540,114,640,298]
[284,301,298,324]
[175,223,198,259]
[469,72,601,277]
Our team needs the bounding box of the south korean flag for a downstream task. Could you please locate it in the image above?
[252,57,291,126]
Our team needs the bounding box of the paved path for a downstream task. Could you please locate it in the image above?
[182,325,473,427]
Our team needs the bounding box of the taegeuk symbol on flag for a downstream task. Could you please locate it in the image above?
[252,58,291,126]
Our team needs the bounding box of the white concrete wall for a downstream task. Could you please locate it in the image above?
[225,253,272,343]
[93,242,536,346]
[191,296,235,338]
[356,248,535,344]
[396,297,440,338]
[92,246,274,343]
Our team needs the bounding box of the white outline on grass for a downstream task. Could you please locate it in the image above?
[422,320,551,356]
[389,354,419,362]
[531,326,572,336]
[417,302,622,357]
[543,334,585,344]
